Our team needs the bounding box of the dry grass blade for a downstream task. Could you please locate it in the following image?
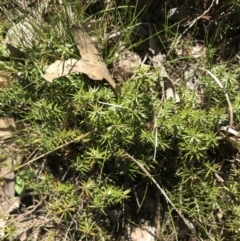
[0,130,96,179]
[125,152,204,241]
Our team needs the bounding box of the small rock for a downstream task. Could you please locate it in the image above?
[112,50,141,82]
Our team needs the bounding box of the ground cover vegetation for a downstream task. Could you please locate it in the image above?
[0,0,240,240]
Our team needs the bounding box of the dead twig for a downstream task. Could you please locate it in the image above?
[0,130,96,179]
[184,0,216,29]
[125,152,203,240]
[18,200,43,220]
[167,0,215,57]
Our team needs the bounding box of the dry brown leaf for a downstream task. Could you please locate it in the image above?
[72,24,120,93]
[43,58,116,82]
[42,25,121,94]
[71,25,101,62]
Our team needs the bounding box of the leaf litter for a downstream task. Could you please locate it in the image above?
[42,24,121,94]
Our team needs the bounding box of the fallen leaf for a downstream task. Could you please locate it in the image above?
[71,24,101,62]
[42,25,121,94]
[43,58,115,82]
[72,24,120,93]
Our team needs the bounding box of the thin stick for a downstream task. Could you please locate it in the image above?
[153,121,158,161]
[184,0,215,29]
[167,0,215,57]
[125,152,202,239]
[0,130,96,179]
[200,68,233,128]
